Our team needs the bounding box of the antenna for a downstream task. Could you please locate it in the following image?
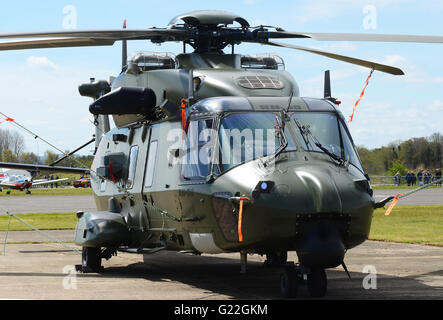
[324,70,331,99]
[122,19,127,70]
[324,70,340,105]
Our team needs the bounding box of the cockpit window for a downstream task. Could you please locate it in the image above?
[293,112,342,157]
[217,112,296,173]
[126,145,139,189]
[181,118,216,180]
[291,112,363,171]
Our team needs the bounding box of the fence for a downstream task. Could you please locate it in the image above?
[370,175,443,186]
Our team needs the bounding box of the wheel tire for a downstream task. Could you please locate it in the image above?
[82,247,102,272]
[307,268,327,298]
[280,268,298,298]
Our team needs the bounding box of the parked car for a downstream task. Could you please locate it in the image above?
[72,177,91,188]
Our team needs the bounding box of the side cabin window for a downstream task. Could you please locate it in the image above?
[145,140,158,188]
[181,118,215,181]
[126,145,139,189]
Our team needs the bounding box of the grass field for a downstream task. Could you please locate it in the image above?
[0,212,77,231]
[370,205,443,246]
[0,187,92,197]
[1,205,441,246]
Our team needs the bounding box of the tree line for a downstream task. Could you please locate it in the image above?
[357,132,443,175]
[0,128,93,168]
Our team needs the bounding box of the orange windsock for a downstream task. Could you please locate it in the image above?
[385,192,404,216]
[348,69,374,123]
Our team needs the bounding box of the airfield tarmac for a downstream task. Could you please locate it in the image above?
[0,194,96,214]
[0,188,441,300]
[0,231,441,300]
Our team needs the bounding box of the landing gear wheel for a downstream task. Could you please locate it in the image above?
[81,247,103,273]
[307,268,327,298]
[280,267,299,298]
[265,251,288,267]
[26,190,31,194]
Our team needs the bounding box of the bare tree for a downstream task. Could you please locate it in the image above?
[9,130,25,156]
[0,128,25,157]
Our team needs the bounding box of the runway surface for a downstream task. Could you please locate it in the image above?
[0,187,442,216]
[373,187,443,205]
[0,195,96,214]
[0,230,441,300]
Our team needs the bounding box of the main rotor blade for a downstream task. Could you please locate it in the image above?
[265,40,404,75]
[0,38,115,51]
[266,31,443,43]
[0,29,189,51]
[0,29,188,40]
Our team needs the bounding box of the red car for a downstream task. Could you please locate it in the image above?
[72,177,91,188]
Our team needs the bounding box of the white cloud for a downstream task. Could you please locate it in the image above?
[26,56,57,69]
[293,0,412,24]
[427,100,443,111]
[308,42,358,53]
[0,58,113,156]
[377,54,443,84]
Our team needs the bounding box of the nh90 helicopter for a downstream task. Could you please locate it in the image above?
[0,10,442,298]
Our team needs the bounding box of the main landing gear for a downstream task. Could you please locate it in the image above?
[280,264,327,298]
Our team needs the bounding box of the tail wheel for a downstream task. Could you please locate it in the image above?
[280,267,299,298]
[307,268,327,298]
[81,247,102,272]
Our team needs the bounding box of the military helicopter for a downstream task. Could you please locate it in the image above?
[0,10,442,298]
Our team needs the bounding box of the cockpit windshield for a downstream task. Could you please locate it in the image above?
[216,112,296,173]
[291,112,363,172]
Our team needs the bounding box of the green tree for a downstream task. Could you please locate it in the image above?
[1,149,18,162]
[19,152,40,164]
[44,150,59,165]
[388,160,408,176]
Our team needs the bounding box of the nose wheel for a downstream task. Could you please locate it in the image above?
[307,268,327,298]
[279,265,328,298]
[78,247,103,273]
[280,266,301,298]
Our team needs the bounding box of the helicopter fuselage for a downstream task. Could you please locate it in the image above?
[78,52,375,270]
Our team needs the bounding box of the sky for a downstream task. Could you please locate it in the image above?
[0,0,442,157]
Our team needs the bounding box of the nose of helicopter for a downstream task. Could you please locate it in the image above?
[214,161,374,268]
[251,164,344,214]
